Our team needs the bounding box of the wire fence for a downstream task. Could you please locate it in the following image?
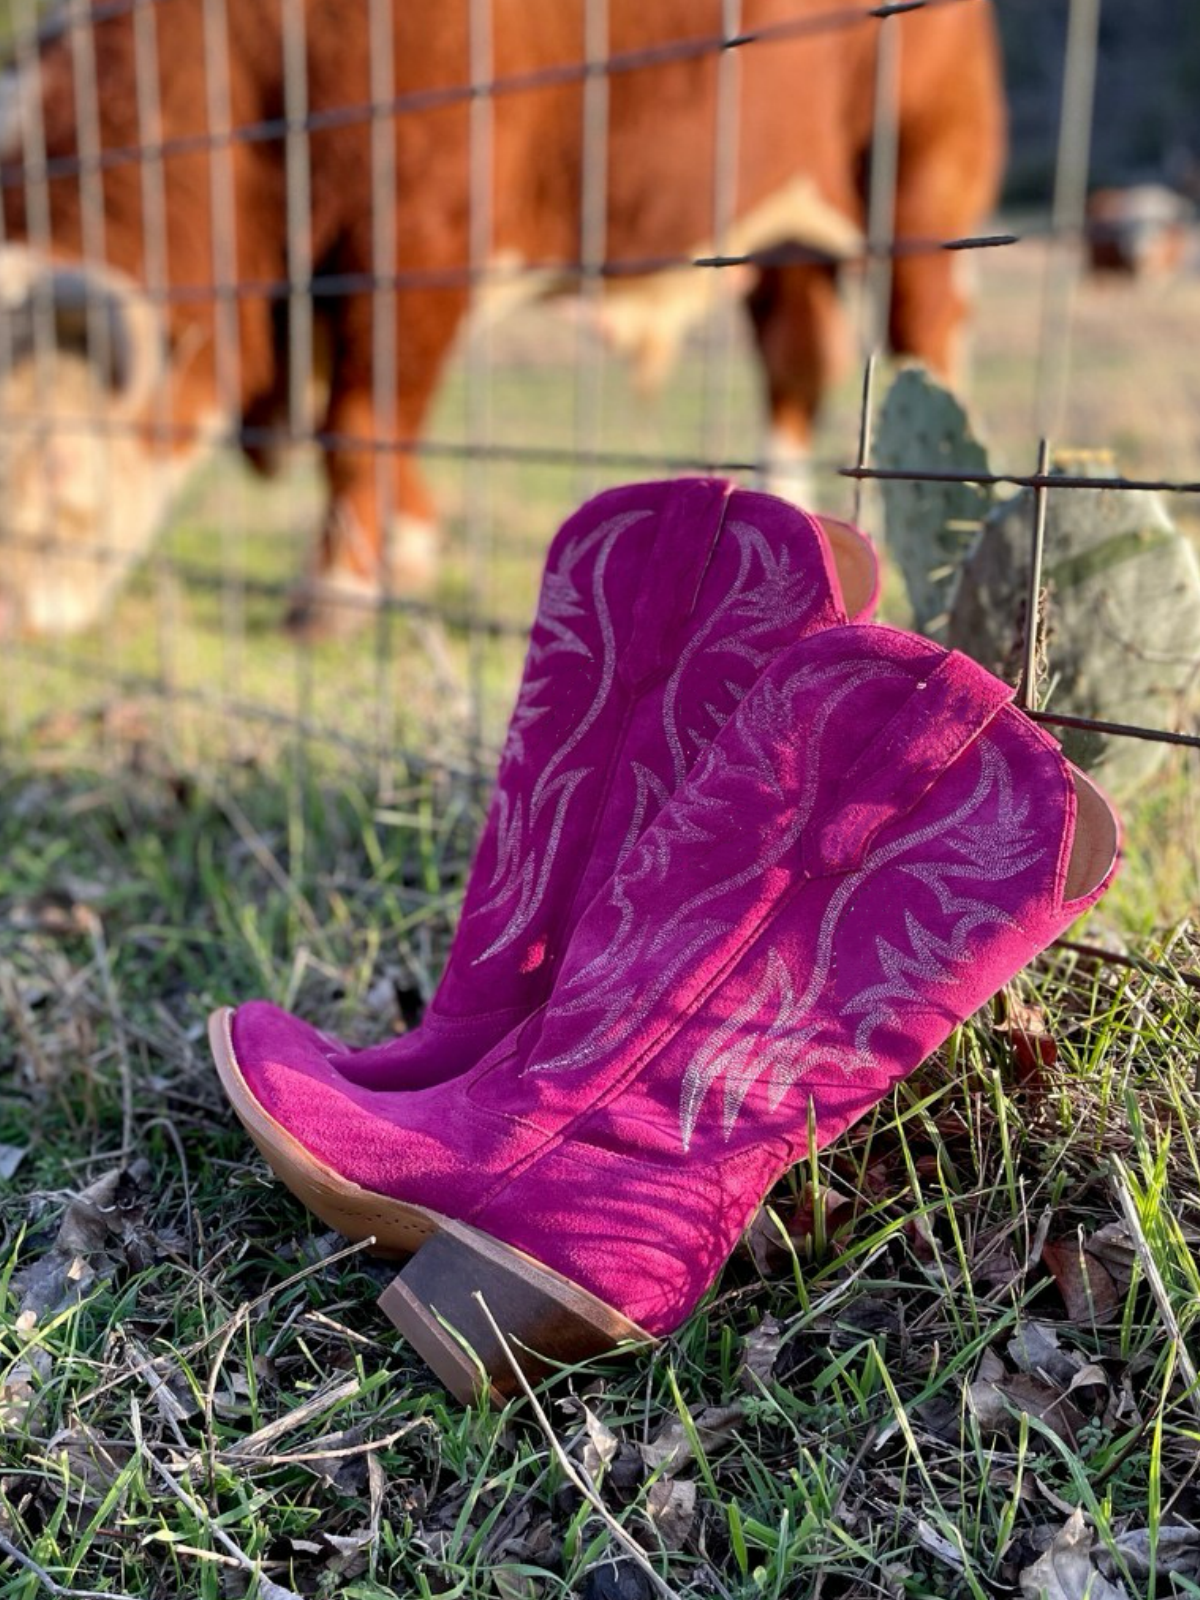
[1,0,1198,846]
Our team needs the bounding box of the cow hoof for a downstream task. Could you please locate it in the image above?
[286,516,442,641]
[384,514,440,594]
[284,561,384,641]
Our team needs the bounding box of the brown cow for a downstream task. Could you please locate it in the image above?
[0,0,1004,636]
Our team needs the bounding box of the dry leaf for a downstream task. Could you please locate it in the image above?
[9,890,101,937]
[643,1478,696,1550]
[11,1250,99,1325]
[49,1423,132,1499]
[55,1162,158,1270]
[969,1222,1023,1292]
[640,1404,743,1473]
[259,1581,304,1600]
[978,1348,1006,1384]
[1083,1223,1136,1292]
[580,1405,620,1479]
[740,1315,785,1390]
[1042,1238,1120,1322]
[487,1512,558,1579]
[494,1567,542,1600]
[1018,1509,1129,1600]
[747,1185,855,1271]
[1101,1524,1200,1581]
[997,992,1058,1086]
[321,1529,372,1580]
[1007,1323,1083,1388]
[913,1392,964,1443]
[969,1365,1083,1445]
[0,1350,51,1433]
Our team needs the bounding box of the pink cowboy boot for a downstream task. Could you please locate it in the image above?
[303,479,877,1091]
[210,623,1119,1402]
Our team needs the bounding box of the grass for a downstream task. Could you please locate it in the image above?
[1,749,1199,1600]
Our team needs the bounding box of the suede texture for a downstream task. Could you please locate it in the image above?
[228,624,1120,1337]
[307,478,870,1091]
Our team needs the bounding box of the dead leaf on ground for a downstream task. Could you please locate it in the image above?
[1019,1509,1130,1600]
[9,890,101,938]
[259,1582,304,1600]
[913,1391,964,1443]
[579,1404,620,1479]
[276,1528,371,1586]
[643,1478,696,1550]
[1099,1524,1200,1582]
[969,1221,1023,1293]
[494,1567,542,1600]
[11,1250,99,1325]
[319,1529,372,1580]
[740,1315,785,1390]
[1007,1322,1084,1388]
[55,1162,161,1272]
[969,1362,1084,1446]
[1083,1222,1137,1292]
[996,990,1058,1086]
[489,1511,556,1562]
[640,1404,744,1473]
[1042,1237,1120,1322]
[49,1423,133,1500]
[0,1349,52,1434]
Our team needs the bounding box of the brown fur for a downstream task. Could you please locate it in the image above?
[0,0,1005,630]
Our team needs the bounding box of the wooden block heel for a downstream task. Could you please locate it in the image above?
[378,1217,653,1405]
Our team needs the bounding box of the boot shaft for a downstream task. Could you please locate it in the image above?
[436,479,849,1004]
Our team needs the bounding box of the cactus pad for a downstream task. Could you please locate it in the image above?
[873,366,993,635]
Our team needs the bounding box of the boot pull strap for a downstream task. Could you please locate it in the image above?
[620,479,733,690]
[811,652,1015,875]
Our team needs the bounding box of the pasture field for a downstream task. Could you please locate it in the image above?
[2,237,1200,1598]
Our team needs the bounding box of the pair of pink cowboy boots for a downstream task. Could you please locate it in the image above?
[210,480,1120,1403]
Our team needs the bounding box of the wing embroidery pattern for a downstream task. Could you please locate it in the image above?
[677,740,1050,1148]
[470,508,648,964]
[661,518,821,785]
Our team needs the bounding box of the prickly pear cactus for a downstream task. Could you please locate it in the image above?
[873,366,993,635]
[949,450,1200,798]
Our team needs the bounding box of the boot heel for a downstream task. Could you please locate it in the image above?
[378,1217,652,1405]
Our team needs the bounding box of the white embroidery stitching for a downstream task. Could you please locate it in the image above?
[678,742,1050,1146]
[470,509,647,963]
[661,518,819,784]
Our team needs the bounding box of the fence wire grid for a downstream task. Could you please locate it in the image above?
[0,0,1197,885]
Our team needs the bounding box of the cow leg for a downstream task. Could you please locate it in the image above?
[885,89,1003,385]
[887,233,967,386]
[288,286,466,638]
[744,261,848,509]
